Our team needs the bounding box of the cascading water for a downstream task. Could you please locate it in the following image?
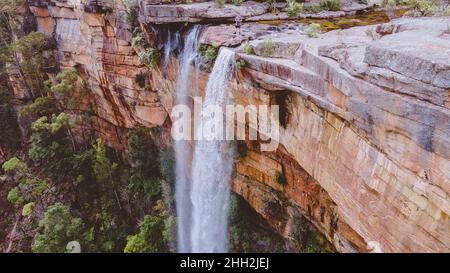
[190,48,235,253]
[163,28,181,67]
[174,25,201,253]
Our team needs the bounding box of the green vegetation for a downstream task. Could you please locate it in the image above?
[127,128,161,198]
[134,73,146,88]
[305,23,321,38]
[290,214,336,253]
[32,203,86,253]
[2,157,26,172]
[216,0,226,8]
[7,187,22,204]
[22,202,35,217]
[232,0,244,6]
[229,193,285,252]
[305,0,341,13]
[139,48,159,70]
[242,41,254,55]
[19,96,57,118]
[199,44,218,62]
[236,59,247,70]
[288,45,298,56]
[287,0,304,18]
[124,215,167,253]
[28,113,74,178]
[260,37,274,57]
[320,0,341,11]
[123,0,139,29]
[401,0,438,15]
[131,31,146,48]
[159,147,175,185]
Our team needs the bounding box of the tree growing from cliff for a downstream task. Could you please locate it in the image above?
[32,203,86,253]
[28,113,74,178]
[127,128,161,198]
[124,215,167,253]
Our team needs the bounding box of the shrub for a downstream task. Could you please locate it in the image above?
[260,37,274,57]
[124,215,167,253]
[51,68,78,95]
[134,73,146,88]
[232,0,244,5]
[288,45,298,56]
[199,44,218,62]
[127,129,161,197]
[2,157,27,172]
[22,202,35,217]
[7,187,23,204]
[305,23,321,38]
[242,41,254,55]
[131,32,146,48]
[320,0,341,11]
[19,96,57,118]
[403,0,438,15]
[26,178,48,196]
[236,59,247,70]
[287,0,304,17]
[28,113,74,178]
[216,0,226,8]
[139,48,159,70]
[159,147,175,185]
[32,203,85,253]
[305,4,323,13]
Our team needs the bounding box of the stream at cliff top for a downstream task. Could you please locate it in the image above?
[258,9,407,31]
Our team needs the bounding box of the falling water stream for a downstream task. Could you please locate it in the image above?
[190,48,235,253]
[174,26,200,253]
[174,28,236,252]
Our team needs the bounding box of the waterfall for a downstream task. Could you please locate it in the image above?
[163,28,181,67]
[174,25,201,253]
[190,48,235,253]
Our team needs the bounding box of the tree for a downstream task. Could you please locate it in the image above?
[28,113,74,178]
[0,0,50,98]
[127,128,161,198]
[32,203,85,253]
[124,215,167,253]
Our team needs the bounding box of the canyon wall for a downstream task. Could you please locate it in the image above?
[19,0,450,252]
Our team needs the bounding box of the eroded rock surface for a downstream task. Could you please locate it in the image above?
[233,16,450,252]
[8,0,450,253]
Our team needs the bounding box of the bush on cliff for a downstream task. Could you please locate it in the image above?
[32,203,86,253]
[287,0,303,17]
[260,38,274,57]
[124,215,167,253]
[320,0,341,11]
[28,113,74,178]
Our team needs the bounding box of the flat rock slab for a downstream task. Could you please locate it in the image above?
[364,31,450,88]
[199,23,274,47]
[140,1,269,24]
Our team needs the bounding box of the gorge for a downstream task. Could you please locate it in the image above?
[0,0,449,253]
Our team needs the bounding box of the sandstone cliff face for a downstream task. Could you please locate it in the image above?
[18,0,450,252]
[230,17,450,252]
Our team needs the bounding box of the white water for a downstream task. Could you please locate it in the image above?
[163,28,181,67]
[174,26,201,253]
[190,48,235,253]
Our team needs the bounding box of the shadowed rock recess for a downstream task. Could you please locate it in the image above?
[0,0,449,253]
